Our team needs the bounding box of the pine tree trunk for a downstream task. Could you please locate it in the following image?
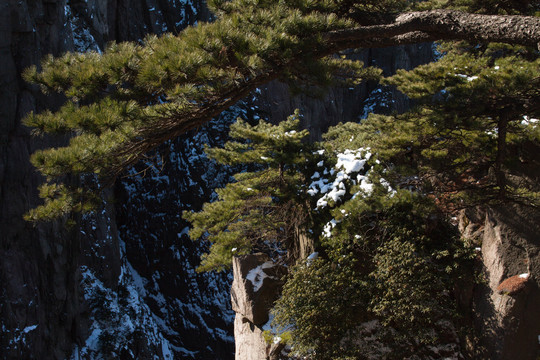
[495,115,508,199]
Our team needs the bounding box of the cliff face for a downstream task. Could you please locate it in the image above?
[1,1,235,359]
[461,205,540,360]
[1,2,539,360]
[1,1,78,358]
[257,45,435,140]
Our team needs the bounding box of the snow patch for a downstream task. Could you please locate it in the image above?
[246,261,275,292]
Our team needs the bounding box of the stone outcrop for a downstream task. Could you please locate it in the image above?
[462,206,540,359]
[231,254,287,360]
[231,253,287,326]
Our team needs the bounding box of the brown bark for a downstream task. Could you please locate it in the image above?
[495,115,509,200]
[326,10,540,49]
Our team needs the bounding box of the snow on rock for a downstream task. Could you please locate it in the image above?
[246,261,276,292]
[22,325,38,333]
[231,254,286,326]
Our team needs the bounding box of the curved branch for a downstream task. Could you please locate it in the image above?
[103,10,540,180]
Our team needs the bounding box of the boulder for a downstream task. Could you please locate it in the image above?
[231,253,287,326]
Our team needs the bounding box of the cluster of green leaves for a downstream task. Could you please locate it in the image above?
[183,111,312,271]
[338,47,540,209]
[272,257,369,359]
[24,0,384,221]
[272,187,475,359]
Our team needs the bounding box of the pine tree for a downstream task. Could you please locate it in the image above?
[349,46,540,209]
[183,111,312,271]
[261,120,477,358]
[22,0,539,220]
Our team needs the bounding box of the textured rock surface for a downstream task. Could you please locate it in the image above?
[0,1,232,359]
[231,254,287,360]
[234,314,270,360]
[231,254,286,326]
[0,1,80,358]
[257,44,435,140]
[473,206,540,360]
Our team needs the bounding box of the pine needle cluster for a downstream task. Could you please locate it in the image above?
[24,0,388,221]
[183,111,312,271]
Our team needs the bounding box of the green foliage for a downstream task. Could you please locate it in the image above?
[24,0,387,221]
[349,49,540,208]
[272,189,475,359]
[183,112,312,271]
[272,257,369,359]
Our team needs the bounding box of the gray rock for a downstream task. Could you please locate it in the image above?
[231,253,286,326]
[473,205,540,360]
[234,314,270,360]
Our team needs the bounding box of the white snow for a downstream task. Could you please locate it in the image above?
[522,115,539,126]
[310,148,375,208]
[456,74,479,82]
[23,325,38,333]
[306,252,318,266]
[323,219,339,238]
[336,149,370,174]
[246,261,276,292]
[161,338,173,359]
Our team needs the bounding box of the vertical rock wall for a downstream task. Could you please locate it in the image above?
[1,1,80,358]
[471,206,540,359]
[1,1,235,359]
[257,44,435,140]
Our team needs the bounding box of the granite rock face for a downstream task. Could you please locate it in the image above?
[0,1,232,359]
[256,44,435,140]
[1,1,80,358]
[231,254,287,326]
[231,254,287,360]
[473,206,540,360]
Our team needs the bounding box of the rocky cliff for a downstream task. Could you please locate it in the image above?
[1,1,539,359]
[1,1,235,359]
